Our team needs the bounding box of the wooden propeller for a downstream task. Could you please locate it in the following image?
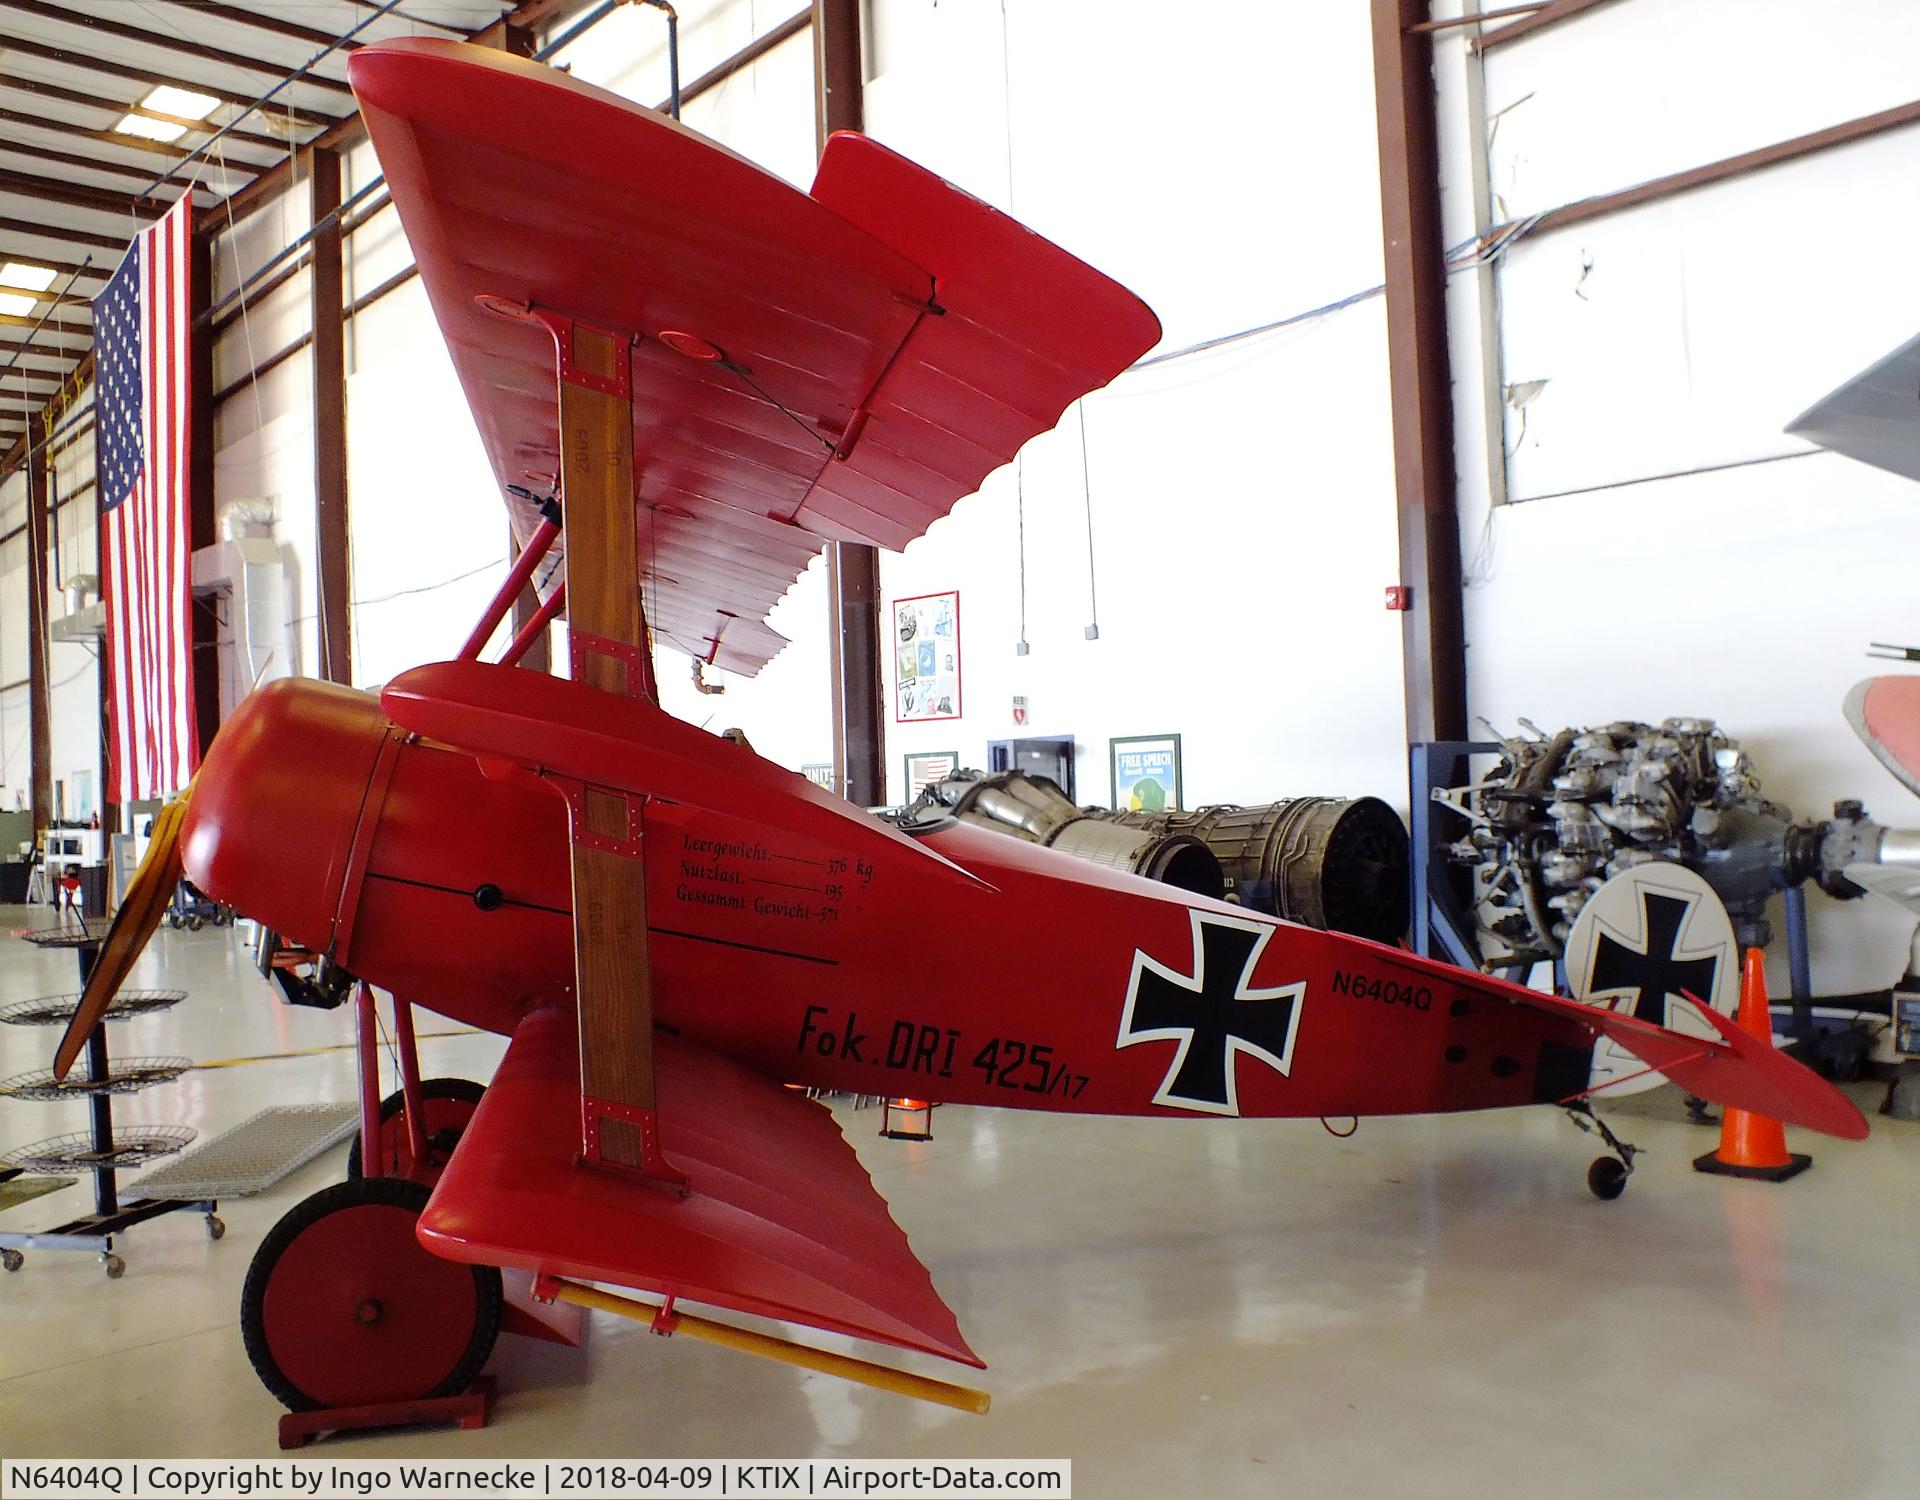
[52,787,192,1080]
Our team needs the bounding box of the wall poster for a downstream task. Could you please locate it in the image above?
[893,590,961,722]
[903,750,959,801]
[1110,734,1183,812]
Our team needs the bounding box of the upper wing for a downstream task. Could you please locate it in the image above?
[419,1006,981,1367]
[348,39,1161,674]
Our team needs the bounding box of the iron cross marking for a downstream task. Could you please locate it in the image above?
[1118,913,1305,1116]
[1588,889,1720,1025]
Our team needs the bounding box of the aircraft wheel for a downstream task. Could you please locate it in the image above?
[1587,1156,1629,1201]
[345,1078,487,1185]
[241,1177,501,1413]
[2,1248,23,1272]
[206,1213,226,1241]
[103,1253,126,1279]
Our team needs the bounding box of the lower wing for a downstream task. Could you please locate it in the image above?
[416,1007,981,1367]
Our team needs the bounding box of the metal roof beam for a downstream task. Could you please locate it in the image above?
[156,0,367,53]
[0,104,262,176]
[0,309,91,331]
[214,0,609,227]
[0,72,293,153]
[0,215,128,253]
[341,0,466,34]
[0,0,358,100]
[0,165,173,219]
[0,251,107,283]
[0,326,92,351]
[0,137,226,196]
[0,32,339,130]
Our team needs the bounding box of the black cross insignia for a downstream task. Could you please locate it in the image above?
[1587,888,1721,1026]
[1117,912,1304,1116]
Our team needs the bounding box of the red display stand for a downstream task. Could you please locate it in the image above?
[277,1375,494,1449]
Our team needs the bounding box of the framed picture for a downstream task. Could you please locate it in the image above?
[892,590,961,722]
[800,763,836,793]
[1110,734,1183,813]
[903,750,960,800]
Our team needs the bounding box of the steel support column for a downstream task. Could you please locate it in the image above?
[310,148,352,685]
[1371,0,1467,747]
[25,415,51,832]
[814,0,883,806]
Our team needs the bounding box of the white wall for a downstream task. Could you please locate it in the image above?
[1439,0,1920,991]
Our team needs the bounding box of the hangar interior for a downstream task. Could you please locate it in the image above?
[1,0,1918,1491]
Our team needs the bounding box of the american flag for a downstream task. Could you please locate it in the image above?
[96,195,198,803]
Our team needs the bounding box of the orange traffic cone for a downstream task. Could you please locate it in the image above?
[1694,948,1812,1182]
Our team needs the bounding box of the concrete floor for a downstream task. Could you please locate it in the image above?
[0,911,1916,1497]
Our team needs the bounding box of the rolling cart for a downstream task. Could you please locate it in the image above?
[0,923,217,1276]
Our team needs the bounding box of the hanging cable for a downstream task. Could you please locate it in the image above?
[1077,401,1098,641]
[1014,457,1028,656]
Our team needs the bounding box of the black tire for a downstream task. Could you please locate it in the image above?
[241,1176,501,1412]
[1587,1156,1628,1201]
[345,1077,487,1180]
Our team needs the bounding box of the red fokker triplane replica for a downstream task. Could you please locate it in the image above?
[52,39,1868,1422]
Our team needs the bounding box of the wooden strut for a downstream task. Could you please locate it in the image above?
[541,313,682,1190]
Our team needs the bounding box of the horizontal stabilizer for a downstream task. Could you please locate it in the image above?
[1470,970,1868,1140]
[418,1007,981,1367]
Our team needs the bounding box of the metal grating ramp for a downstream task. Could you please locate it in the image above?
[0,1175,78,1215]
[136,1103,359,1201]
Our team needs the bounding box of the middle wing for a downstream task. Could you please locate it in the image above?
[418,1006,981,1367]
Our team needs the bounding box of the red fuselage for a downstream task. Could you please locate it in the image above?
[183,677,1596,1122]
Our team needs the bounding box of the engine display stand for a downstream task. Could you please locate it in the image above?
[0,927,218,1276]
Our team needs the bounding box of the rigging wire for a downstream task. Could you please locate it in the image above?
[1076,401,1098,640]
[1014,457,1027,654]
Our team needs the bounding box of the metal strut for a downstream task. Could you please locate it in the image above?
[1564,1099,1639,1173]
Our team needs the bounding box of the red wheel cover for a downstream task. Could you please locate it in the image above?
[261,1198,485,1409]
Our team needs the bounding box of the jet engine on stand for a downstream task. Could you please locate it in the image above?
[893,771,1410,945]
